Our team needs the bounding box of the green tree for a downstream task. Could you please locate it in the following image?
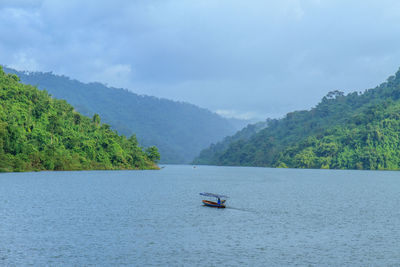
[92,113,101,126]
[146,146,160,163]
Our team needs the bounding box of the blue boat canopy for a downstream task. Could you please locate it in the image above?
[199,192,229,199]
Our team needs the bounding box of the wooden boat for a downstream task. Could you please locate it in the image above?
[200,192,228,208]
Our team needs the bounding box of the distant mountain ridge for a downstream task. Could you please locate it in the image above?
[193,120,269,165]
[194,68,400,170]
[3,67,238,163]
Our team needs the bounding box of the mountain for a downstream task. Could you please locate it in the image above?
[3,67,237,163]
[193,120,269,165]
[225,117,255,131]
[194,68,400,170]
[0,67,158,172]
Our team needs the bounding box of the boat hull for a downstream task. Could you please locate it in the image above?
[202,200,226,208]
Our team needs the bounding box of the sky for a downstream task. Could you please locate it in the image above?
[1,0,400,120]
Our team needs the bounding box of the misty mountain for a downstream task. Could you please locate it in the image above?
[194,68,400,170]
[4,67,237,163]
[193,120,269,165]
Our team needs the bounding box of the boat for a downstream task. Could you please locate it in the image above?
[199,192,229,208]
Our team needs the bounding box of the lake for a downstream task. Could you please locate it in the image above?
[1,165,400,266]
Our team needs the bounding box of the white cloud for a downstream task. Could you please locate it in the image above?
[216,109,264,120]
[89,62,134,89]
[9,51,40,71]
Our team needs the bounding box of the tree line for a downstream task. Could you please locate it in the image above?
[0,67,159,172]
[195,68,400,170]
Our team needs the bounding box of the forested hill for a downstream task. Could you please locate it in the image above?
[195,68,400,170]
[3,67,238,163]
[0,67,159,172]
[193,120,269,165]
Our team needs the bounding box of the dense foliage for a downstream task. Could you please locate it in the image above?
[0,67,158,172]
[4,67,238,163]
[195,68,400,170]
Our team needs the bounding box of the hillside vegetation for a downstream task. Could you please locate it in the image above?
[0,67,159,172]
[4,67,237,163]
[195,68,400,170]
[193,120,269,165]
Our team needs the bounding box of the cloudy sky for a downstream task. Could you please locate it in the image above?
[1,0,400,120]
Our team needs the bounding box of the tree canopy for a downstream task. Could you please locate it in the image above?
[0,67,158,172]
[194,68,400,170]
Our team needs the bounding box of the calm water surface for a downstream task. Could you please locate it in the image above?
[1,165,400,266]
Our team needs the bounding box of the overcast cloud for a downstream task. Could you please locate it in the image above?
[1,0,400,119]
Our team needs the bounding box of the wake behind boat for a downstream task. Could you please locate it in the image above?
[200,192,229,208]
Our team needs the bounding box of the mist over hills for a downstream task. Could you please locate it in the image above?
[194,68,400,170]
[193,120,269,165]
[4,67,242,163]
